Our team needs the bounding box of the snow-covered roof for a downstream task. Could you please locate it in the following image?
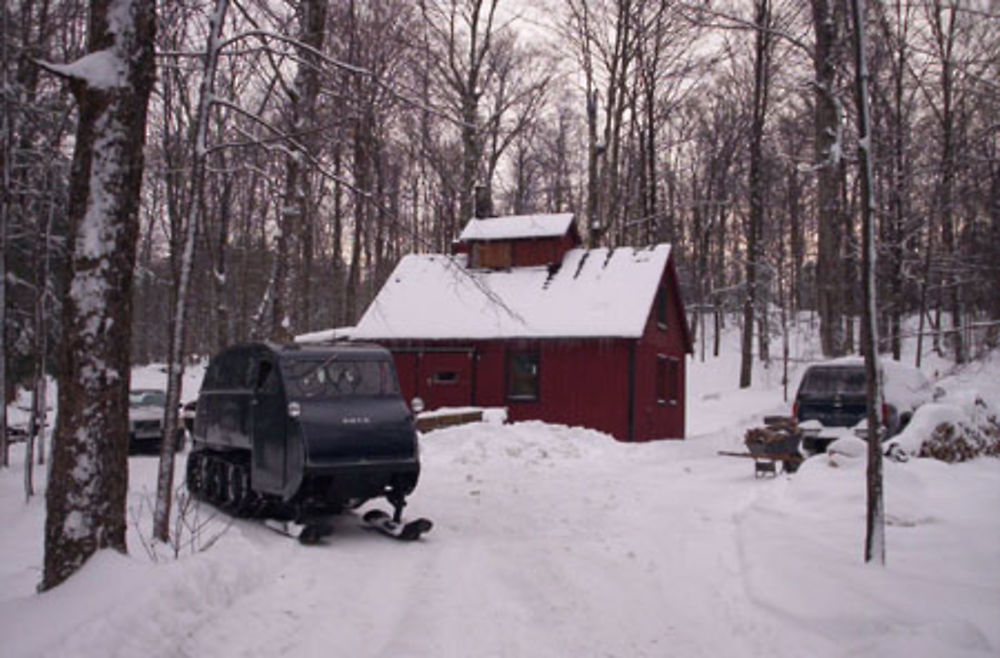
[458,213,576,242]
[294,327,355,344]
[353,245,672,340]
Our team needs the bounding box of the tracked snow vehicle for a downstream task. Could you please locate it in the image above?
[186,342,421,525]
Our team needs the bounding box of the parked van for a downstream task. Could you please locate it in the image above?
[793,357,933,453]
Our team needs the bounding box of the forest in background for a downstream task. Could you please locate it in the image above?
[3,0,999,392]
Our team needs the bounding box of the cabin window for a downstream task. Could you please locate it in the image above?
[507,350,540,401]
[432,371,459,384]
[656,285,668,329]
[656,355,679,405]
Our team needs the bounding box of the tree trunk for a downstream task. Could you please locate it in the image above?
[850,0,885,565]
[212,172,233,352]
[741,0,772,389]
[273,0,327,340]
[35,171,56,467]
[0,0,9,468]
[586,89,601,245]
[451,0,498,231]
[887,0,910,361]
[153,0,228,544]
[930,1,964,364]
[43,0,156,590]
[331,143,344,326]
[785,162,804,314]
[812,0,847,357]
[345,110,370,324]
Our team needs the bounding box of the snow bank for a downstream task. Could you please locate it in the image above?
[885,353,1000,461]
[740,455,1000,657]
[0,534,272,658]
[1,337,996,658]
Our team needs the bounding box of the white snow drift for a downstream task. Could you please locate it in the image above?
[0,344,997,657]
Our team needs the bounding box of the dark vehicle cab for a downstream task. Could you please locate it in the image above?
[188,342,420,519]
[794,357,932,454]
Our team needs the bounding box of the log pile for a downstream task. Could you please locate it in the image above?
[744,416,802,456]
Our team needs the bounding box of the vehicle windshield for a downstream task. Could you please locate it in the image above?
[129,390,167,408]
[799,367,867,396]
[282,358,400,399]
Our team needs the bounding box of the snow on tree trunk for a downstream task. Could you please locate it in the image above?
[849,0,885,566]
[153,0,228,544]
[42,0,156,591]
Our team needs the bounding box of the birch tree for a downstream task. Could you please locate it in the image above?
[153,0,229,544]
[41,0,156,590]
[849,0,884,565]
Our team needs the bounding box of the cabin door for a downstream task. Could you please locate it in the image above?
[417,350,475,411]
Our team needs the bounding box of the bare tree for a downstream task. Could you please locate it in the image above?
[27,0,993,412]
[153,0,228,545]
[41,0,156,590]
[480,33,553,208]
[740,0,774,389]
[849,0,884,565]
[924,0,965,364]
[418,0,500,229]
[271,0,327,341]
[566,0,638,246]
[811,0,848,358]
[871,0,915,362]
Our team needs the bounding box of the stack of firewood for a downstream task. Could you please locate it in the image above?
[744,416,802,456]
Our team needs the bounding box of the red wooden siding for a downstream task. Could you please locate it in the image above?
[387,339,633,440]
[631,261,688,440]
[376,254,690,442]
[509,234,578,267]
[501,339,631,437]
[464,233,580,269]
[391,349,476,411]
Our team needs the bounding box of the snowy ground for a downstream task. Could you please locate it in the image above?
[1,325,998,658]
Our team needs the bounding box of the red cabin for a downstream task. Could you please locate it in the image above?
[353,213,693,441]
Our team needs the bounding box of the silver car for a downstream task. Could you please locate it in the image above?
[129,389,184,454]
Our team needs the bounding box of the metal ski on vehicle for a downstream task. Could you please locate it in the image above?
[362,509,433,541]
